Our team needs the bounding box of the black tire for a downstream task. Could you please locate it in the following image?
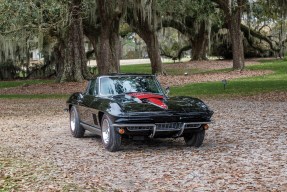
[101,114,121,152]
[70,106,85,138]
[184,129,205,147]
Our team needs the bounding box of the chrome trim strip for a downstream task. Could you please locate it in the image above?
[184,122,213,124]
[80,122,101,136]
[113,122,212,128]
[113,124,155,127]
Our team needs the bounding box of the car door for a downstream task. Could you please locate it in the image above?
[78,79,99,126]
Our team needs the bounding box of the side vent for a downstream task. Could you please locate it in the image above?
[93,114,99,125]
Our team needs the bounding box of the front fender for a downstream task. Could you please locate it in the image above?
[92,98,125,117]
[67,92,82,105]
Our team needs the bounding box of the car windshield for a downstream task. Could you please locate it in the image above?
[99,76,163,96]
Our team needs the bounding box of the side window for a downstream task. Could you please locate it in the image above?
[84,81,91,94]
[100,77,116,95]
[88,79,98,95]
[94,79,98,95]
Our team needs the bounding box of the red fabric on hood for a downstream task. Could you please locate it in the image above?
[128,93,168,109]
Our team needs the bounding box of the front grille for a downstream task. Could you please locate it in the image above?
[155,122,183,131]
[123,122,202,132]
[126,126,154,131]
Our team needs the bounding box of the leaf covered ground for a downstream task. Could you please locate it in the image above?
[0,99,286,191]
[0,59,287,191]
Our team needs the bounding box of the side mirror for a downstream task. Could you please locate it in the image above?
[77,92,84,103]
[165,87,170,96]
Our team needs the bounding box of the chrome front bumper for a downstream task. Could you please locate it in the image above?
[112,122,212,138]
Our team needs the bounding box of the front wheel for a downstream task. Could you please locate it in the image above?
[184,129,205,147]
[70,106,85,138]
[101,114,121,152]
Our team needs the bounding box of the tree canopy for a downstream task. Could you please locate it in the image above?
[0,0,286,81]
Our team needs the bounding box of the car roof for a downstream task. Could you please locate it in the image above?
[89,73,155,80]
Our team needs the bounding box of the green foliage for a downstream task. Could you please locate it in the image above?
[0,0,67,35]
[158,0,215,22]
[0,0,68,64]
[119,23,132,37]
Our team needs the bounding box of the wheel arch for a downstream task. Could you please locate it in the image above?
[98,111,105,126]
[68,104,73,111]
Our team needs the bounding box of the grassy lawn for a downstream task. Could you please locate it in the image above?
[0,79,53,89]
[171,59,287,97]
[0,79,66,99]
[120,64,152,74]
[120,62,207,75]
[0,94,68,99]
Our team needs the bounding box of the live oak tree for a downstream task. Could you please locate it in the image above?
[210,0,287,70]
[83,0,127,75]
[56,0,91,82]
[86,0,163,75]
[93,0,127,75]
[0,1,40,69]
[127,0,163,74]
[1,0,286,81]
[0,0,64,79]
[256,0,287,58]
[158,0,216,61]
[0,0,91,82]
[212,0,246,70]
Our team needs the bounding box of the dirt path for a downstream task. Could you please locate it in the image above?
[0,99,286,191]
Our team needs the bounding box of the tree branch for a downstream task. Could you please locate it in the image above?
[211,0,230,14]
[241,23,279,52]
[161,18,192,36]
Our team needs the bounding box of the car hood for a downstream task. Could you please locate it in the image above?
[110,93,212,114]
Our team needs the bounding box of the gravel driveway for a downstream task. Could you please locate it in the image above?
[0,99,286,191]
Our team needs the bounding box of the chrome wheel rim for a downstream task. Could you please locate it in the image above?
[102,119,110,145]
[70,109,76,132]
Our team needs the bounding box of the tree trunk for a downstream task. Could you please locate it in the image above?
[83,21,100,60]
[141,32,163,74]
[56,0,90,82]
[96,23,121,75]
[95,0,126,75]
[129,12,163,74]
[228,7,245,70]
[191,21,209,60]
[212,0,245,70]
[84,18,120,75]
[54,39,65,80]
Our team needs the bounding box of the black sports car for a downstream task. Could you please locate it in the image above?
[66,74,213,152]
